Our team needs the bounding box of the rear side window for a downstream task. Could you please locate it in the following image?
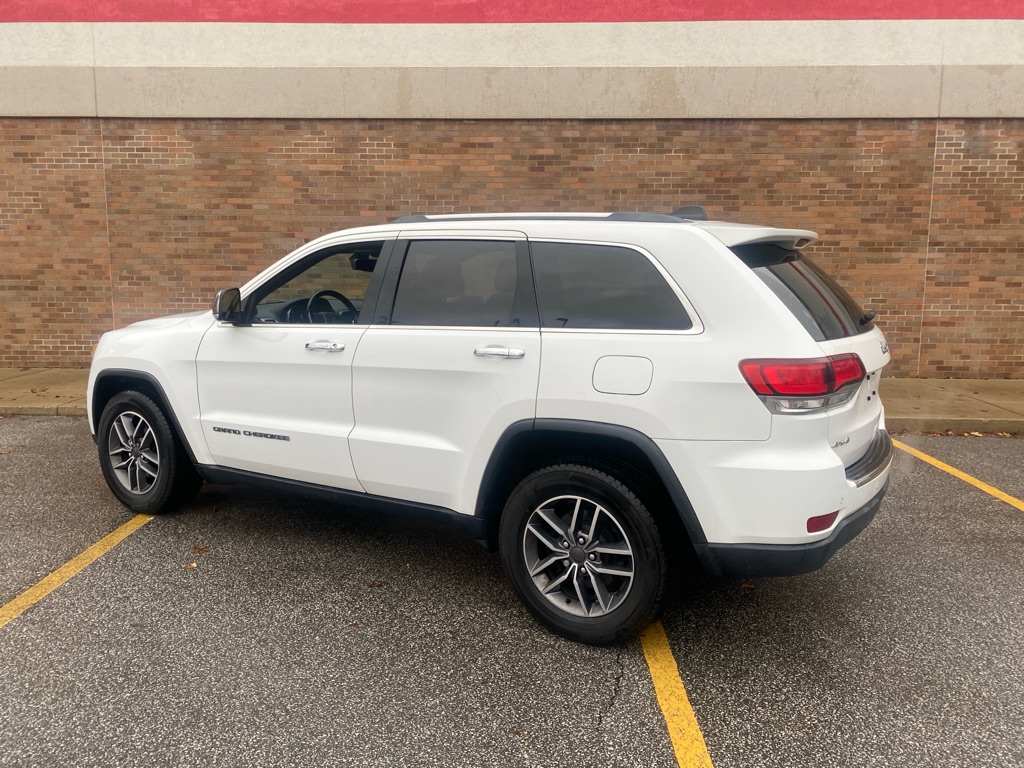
[391,239,525,327]
[734,244,872,341]
[531,242,692,330]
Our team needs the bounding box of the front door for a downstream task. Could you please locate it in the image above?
[196,237,393,489]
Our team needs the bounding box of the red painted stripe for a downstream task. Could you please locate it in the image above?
[1,0,1021,23]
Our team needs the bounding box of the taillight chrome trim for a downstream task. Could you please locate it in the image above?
[760,385,860,414]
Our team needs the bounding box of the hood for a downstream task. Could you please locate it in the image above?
[126,310,209,330]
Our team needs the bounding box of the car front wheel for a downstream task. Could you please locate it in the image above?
[97,391,202,514]
[499,464,666,645]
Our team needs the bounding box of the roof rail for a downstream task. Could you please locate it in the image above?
[605,212,686,222]
[392,208,709,224]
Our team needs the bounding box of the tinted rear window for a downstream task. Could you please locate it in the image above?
[733,244,872,342]
[532,241,692,330]
[391,240,523,327]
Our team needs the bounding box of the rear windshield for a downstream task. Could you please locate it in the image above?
[732,243,873,341]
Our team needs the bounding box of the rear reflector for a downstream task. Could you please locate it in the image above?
[739,354,866,397]
[807,511,839,533]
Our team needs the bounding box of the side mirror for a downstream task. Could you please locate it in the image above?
[212,287,243,323]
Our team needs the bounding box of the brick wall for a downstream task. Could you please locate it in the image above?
[1,117,1021,377]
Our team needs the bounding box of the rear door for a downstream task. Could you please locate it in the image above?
[349,232,540,514]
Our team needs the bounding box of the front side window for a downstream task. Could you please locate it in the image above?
[252,241,383,324]
[390,240,524,327]
[531,241,693,330]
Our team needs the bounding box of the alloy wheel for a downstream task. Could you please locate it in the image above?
[521,494,635,618]
[106,410,161,495]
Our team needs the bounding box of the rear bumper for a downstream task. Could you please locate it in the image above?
[704,479,888,578]
[845,429,893,488]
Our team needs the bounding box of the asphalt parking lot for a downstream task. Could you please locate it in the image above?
[1,416,1022,768]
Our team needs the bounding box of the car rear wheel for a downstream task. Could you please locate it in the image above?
[97,391,202,514]
[499,464,666,645]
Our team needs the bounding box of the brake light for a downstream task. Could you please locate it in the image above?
[739,355,865,414]
[830,355,866,390]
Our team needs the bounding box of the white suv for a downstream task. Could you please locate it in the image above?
[88,209,893,644]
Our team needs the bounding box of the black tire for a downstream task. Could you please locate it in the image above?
[499,464,666,645]
[97,390,202,514]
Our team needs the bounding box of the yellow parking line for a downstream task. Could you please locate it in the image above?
[893,439,1024,512]
[640,620,715,768]
[0,514,153,631]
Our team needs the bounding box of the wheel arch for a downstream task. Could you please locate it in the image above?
[476,418,719,576]
[91,369,200,465]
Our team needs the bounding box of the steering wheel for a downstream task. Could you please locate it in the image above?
[306,290,358,323]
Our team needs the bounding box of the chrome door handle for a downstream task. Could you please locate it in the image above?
[474,345,525,359]
[305,341,345,352]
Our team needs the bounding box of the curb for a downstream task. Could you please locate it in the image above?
[886,417,1022,435]
[0,405,88,417]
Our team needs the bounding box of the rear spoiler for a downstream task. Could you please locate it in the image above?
[730,242,804,268]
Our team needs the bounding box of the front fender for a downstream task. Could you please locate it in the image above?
[88,312,215,465]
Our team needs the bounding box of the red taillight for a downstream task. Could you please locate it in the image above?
[740,354,865,397]
[807,511,839,533]
[830,354,866,390]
